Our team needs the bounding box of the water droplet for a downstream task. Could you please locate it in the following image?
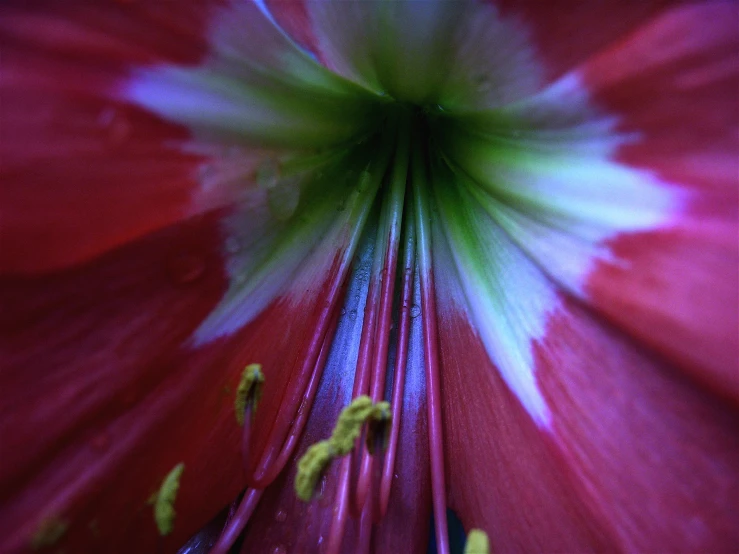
[199,163,215,181]
[226,146,243,159]
[474,73,491,91]
[340,308,346,316]
[268,183,300,221]
[271,546,287,554]
[91,433,110,451]
[410,304,421,318]
[168,252,206,284]
[348,309,357,321]
[98,107,131,145]
[275,510,287,523]
[257,159,281,190]
[356,170,371,191]
[224,236,241,254]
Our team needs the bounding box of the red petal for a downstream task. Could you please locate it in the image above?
[0,209,360,553]
[264,0,317,53]
[582,2,739,400]
[0,2,221,273]
[495,0,675,84]
[535,296,738,551]
[437,313,612,552]
[437,257,738,552]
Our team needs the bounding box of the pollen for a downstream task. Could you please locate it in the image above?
[464,529,490,554]
[235,364,265,426]
[153,463,184,536]
[295,396,391,501]
[30,517,67,550]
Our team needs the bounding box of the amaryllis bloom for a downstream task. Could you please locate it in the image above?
[1,0,737,553]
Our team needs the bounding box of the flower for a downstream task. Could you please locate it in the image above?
[0,1,737,553]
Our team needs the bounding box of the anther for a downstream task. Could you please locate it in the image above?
[152,463,184,536]
[234,364,264,426]
[464,529,490,554]
[295,396,391,502]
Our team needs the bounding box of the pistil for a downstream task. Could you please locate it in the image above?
[412,134,451,554]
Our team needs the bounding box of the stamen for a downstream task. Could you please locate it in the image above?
[379,211,416,518]
[31,518,68,549]
[354,109,411,516]
[152,463,184,536]
[412,136,450,554]
[249,307,340,488]
[246,148,393,491]
[234,364,264,426]
[327,112,412,553]
[209,489,263,554]
[295,396,390,502]
[235,364,264,474]
[356,503,374,554]
[464,529,490,554]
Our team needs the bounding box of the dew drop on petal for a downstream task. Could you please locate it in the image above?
[348,309,357,321]
[267,181,300,221]
[275,510,287,523]
[224,236,241,254]
[98,107,131,146]
[271,546,287,554]
[410,304,421,318]
[257,159,281,190]
[168,252,206,284]
[91,433,110,451]
[199,163,216,181]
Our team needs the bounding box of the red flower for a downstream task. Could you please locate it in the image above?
[1,1,736,553]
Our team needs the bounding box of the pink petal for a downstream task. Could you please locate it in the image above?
[0,209,358,553]
[436,277,738,551]
[535,296,738,552]
[433,240,612,552]
[0,2,223,273]
[495,0,676,84]
[582,2,739,399]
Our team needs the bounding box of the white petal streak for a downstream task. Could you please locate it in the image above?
[434,196,555,428]
[448,72,684,297]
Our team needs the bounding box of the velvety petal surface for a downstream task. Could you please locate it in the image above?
[581,1,739,399]
[0,2,224,273]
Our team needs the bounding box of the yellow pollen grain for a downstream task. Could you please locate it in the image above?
[153,463,184,536]
[235,363,264,426]
[464,529,490,554]
[294,441,334,502]
[31,517,68,550]
[294,395,391,501]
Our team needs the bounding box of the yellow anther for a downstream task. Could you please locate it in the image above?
[294,395,391,501]
[235,364,264,426]
[31,517,67,550]
[153,463,184,536]
[329,396,390,454]
[464,529,490,554]
[295,441,334,501]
